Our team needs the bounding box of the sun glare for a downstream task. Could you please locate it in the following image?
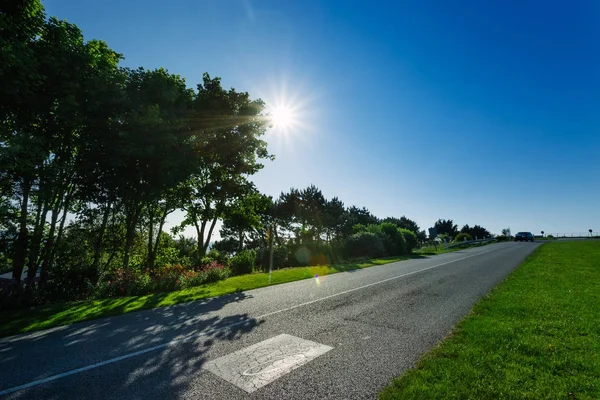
[269,105,296,129]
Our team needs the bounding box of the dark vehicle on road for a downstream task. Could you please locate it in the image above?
[515,232,534,242]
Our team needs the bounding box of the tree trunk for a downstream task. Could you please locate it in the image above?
[148,209,168,270]
[12,178,31,283]
[33,203,58,284]
[26,198,48,283]
[40,187,74,285]
[202,217,218,256]
[238,230,244,252]
[147,210,154,269]
[123,204,142,270]
[92,199,112,271]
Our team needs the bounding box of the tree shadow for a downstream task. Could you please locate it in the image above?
[5,308,262,399]
[0,291,262,398]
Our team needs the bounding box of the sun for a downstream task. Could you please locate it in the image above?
[269,105,296,129]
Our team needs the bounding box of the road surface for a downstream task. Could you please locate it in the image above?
[0,242,540,399]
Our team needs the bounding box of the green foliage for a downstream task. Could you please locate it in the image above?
[460,224,491,239]
[436,233,451,242]
[211,238,239,255]
[378,222,405,256]
[255,246,290,271]
[454,232,473,242]
[94,262,230,297]
[0,256,409,337]
[0,0,467,314]
[399,229,417,253]
[345,232,385,259]
[433,219,459,238]
[230,249,257,276]
[201,249,230,268]
[496,235,509,242]
[382,216,426,241]
[201,262,231,283]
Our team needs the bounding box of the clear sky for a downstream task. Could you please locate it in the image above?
[45,0,600,237]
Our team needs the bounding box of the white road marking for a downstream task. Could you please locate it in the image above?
[0,245,504,396]
[204,334,333,393]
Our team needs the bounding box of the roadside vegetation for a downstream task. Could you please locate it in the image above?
[0,255,411,337]
[0,1,495,328]
[381,241,600,400]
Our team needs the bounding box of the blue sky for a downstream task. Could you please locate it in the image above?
[46,0,600,236]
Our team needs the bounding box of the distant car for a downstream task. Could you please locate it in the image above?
[515,232,534,242]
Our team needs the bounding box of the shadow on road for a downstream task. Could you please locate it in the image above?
[1,291,263,399]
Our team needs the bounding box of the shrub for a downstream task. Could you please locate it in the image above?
[345,232,385,259]
[201,249,230,267]
[178,269,205,288]
[96,268,156,297]
[155,246,180,268]
[454,232,473,243]
[379,222,404,256]
[255,246,288,271]
[230,249,256,276]
[198,261,230,283]
[151,264,185,292]
[547,235,554,238]
[399,229,417,253]
[496,235,509,242]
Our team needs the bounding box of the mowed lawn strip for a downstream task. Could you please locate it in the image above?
[381,241,600,400]
[0,255,412,338]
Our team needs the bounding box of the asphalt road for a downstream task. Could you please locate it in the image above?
[0,242,541,399]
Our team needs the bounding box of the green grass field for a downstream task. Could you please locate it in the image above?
[0,255,412,338]
[381,240,600,400]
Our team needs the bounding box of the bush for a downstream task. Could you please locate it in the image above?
[345,232,385,259]
[199,261,230,283]
[496,235,509,242]
[255,246,290,271]
[378,222,404,256]
[95,261,231,297]
[96,268,156,297]
[201,249,230,267]
[177,269,203,288]
[454,232,473,243]
[399,229,417,253]
[230,249,256,276]
[44,262,98,302]
[149,264,185,292]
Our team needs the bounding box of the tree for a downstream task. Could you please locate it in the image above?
[460,224,491,239]
[433,219,458,238]
[220,190,273,252]
[342,206,378,237]
[501,228,511,237]
[323,197,346,242]
[454,232,473,242]
[382,216,426,242]
[180,73,270,257]
[276,185,327,243]
[0,6,125,282]
[111,67,195,269]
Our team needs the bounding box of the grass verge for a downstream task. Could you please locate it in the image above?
[380,241,600,400]
[415,239,495,255]
[0,255,413,338]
